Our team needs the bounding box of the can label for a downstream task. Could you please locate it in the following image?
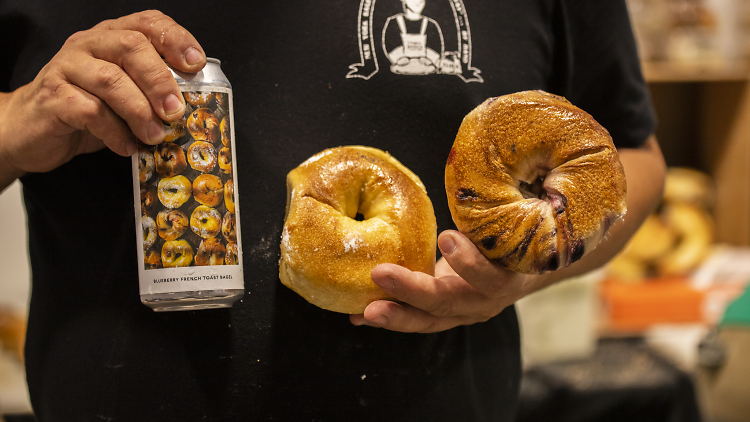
[132,86,244,295]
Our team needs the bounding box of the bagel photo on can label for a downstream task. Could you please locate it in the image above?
[445,90,627,274]
[135,87,240,271]
[279,146,437,314]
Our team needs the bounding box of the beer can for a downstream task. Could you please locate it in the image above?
[131,58,244,311]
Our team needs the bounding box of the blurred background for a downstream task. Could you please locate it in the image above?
[0,181,32,420]
[517,1,750,421]
[2,0,750,421]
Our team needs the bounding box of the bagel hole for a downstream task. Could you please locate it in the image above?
[354,212,365,221]
[519,177,546,200]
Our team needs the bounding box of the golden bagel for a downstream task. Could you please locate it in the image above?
[280,146,437,314]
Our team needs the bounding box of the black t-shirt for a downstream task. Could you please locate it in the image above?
[1,1,655,420]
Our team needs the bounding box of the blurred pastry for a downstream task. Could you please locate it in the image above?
[663,167,714,208]
[657,202,713,275]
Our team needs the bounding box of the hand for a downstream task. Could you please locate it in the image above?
[350,230,529,333]
[0,10,206,181]
[350,137,667,333]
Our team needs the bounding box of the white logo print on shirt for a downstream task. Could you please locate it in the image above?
[347,0,482,82]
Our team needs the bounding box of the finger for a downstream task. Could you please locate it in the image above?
[84,31,185,121]
[438,230,525,300]
[82,10,206,127]
[82,28,186,122]
[93,10,206,73]
[369,263,490,320]
[350,301,467,333]
[55,83,137,157]
[68,20,189,122]
[435,256,457,279]
[61,54,167,145]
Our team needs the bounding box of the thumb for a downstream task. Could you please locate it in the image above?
[438,230,524,299]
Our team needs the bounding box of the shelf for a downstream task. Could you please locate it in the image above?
[643,60,750,83]
[645,61,750,246]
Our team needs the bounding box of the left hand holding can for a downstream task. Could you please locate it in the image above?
[0,10,206,187]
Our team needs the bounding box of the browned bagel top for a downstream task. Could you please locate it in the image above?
[446,91,627,273]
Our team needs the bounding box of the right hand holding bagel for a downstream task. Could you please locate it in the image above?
[351,136,667,333]
[350,230,530,333]
[0,10,206,189]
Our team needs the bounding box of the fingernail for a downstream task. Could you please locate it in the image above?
[185,47,203,66]
[163,93,183,117]
[125,139,137,156]
[439,234,458,255]
[372,274,396,291]
[148,120,165,143]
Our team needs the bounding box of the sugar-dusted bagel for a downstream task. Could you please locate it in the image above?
[280,146,437,314]
[445,91,627,274]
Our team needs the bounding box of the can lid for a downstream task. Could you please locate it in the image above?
[207,57,221,66]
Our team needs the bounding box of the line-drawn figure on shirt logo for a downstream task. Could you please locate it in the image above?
[347,0,482,82]
[382,0,455,75]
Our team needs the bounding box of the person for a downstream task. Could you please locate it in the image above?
[0,1,666,420]
[383,0,446,75]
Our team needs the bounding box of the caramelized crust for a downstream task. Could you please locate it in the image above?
[156,209,189,241]
[157,175,191,209]
[187,141,217,173]
[187,108,220,143]
[224,179,236,213]
[192,174,224,207]
[154,143,187,177]
[161,239,194,268]
[280,146,437,314]
[163,117,186,143]
[195,238,227,266]
[445,91,627,274]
